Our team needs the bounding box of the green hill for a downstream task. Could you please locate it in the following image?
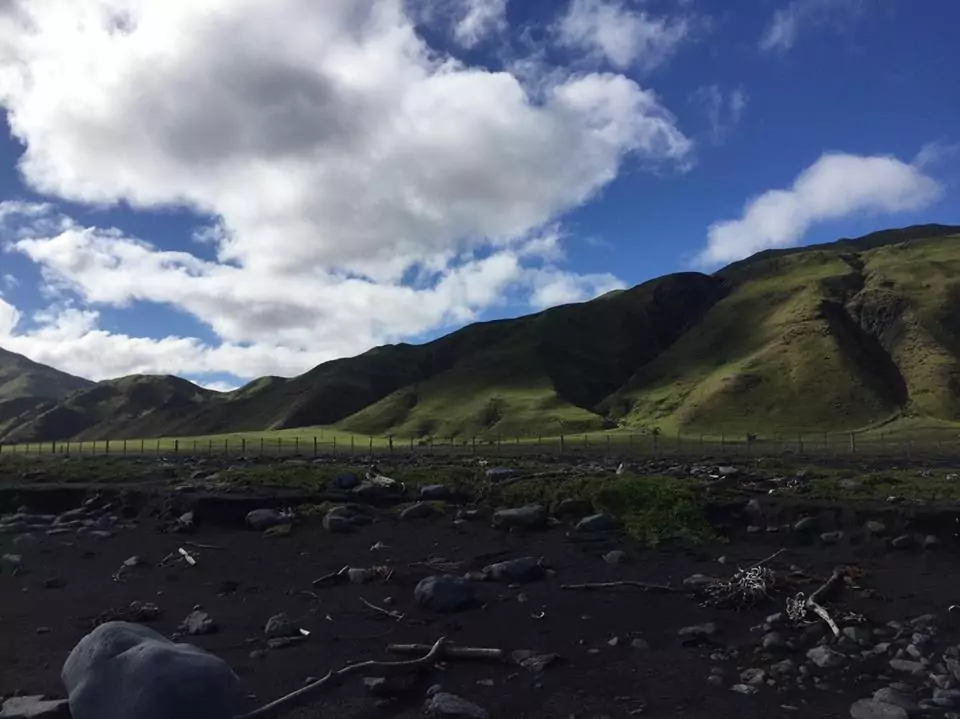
[1,223,959,443]
[0,347,93,438]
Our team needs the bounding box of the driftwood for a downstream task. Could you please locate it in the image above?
[806,567,844,637]
[387,643,505,661]
[312,565,350,588]
[560,581,680,593]
[236,637,449,719]
[360,597,405,621]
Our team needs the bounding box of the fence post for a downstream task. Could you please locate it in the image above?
[369,436,373,452]
[719,432,724,454]
[560,434,565,452]
[410,436,414,450]
[351,435,355,456]
[260,437,264,456]
[295,437,299,455]
[798,434,804,454]
[156,439,161,456]
[51,440,56,455]
[208,439,213,456]
[174,439,179,454]
[223,438,228,454]
[140,439,145,453]
[314,436,318,457]
[277,437,282,455]
[242,438,246,455]
[193,440,198,455]
[333,436,337,452]
[849,432,856,454]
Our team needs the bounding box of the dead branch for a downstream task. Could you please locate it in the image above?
[387,643,505,661]
[360,597,405,621]
[185,541,223,550]
[786,567,845,638]
[312,565,350,588]
[560,581,681,593]
[748,548,786,570]
[809,567,845,606]
[236,637,448,719]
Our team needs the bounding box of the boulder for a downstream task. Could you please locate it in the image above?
[424,692,488,718]
[400,502,434,520]
[62,621,242,719]
[414,575,476,612]
[491,505,547,530]
[245,509,291,531]
[0,695,70,718]
[481,557,544,582]
[575,513,618,532]
[420,484,451,500]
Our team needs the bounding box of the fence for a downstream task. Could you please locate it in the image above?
[2,427,960,461]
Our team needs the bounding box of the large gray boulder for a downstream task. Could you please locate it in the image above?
[62,621,242,719]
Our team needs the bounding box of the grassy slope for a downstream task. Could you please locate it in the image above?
[603,230,960,434]
[0,348,93,438]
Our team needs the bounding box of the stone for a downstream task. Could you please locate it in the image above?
[420,484,451,500]
[923,535,940,549]
[332,473,360,490]
[891,535,914,550]
[484,467,518,482]
[180,610,217,635]
[415,575,476,612]
[482,557,544,583]
[491,505,547,530]
[352,480,404,501]
[946,658,960,682]
[678,623,718,639]
[264,613,298,638]
[933,689,960,708]
[807,646,845,668]
[762,632,787,651]
[843,626,874,647]
[740,668,766,685]
[127,602,161,622]
[322,507,355,533]
[850,699,909,719]
[731,684,758,695]
[424,692,488,718]
[62,621,242,719]
[12,533,39,546]
[553,498,592,517]
[0,695,70,718]
[348,568,374,584]
[888,659,924,674]
[865,520,887,535]
[602,549,628,564]
[400,502,434,520]
[511,650,559,673]
[245,509,291,531]
[682,574,713,589]
[2,553,23,566]
[769,659,796,675]
[575,513,618,532]
[630,638,650,650]
[871,688,918,712]
[820,531,844,545]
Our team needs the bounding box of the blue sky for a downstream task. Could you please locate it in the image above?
[0,0,956,390]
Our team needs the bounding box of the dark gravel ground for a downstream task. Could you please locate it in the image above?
[4,493,960,719]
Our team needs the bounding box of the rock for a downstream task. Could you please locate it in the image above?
[946,657,960,682]
[871,688,919,712]
[511,650,559,673]
[127,602,161,622]
[769,659,796,675]
[174,512,195,532]
[322,507,355,533]
[484,467,518,482]
[352,479,404,501]
[731,684,758,695]
[933,689,960,708]
[62,621,242,719]
[348,568,374,584]
[866,520,887,535]
[820,531,844,545]
[264,613,298,638]
[424,692,488,718]
[420,484,451,500]
[807,646,845,668]
[180,610,217,635]
[843,626,874,647]
[740,668,766,685]
[491,505,547,530]
[575,513,618,532]
[888,659,924,674]
[678,623,718,639]
[718,465,739,477]
[891,534,914,550]
[245,509,291,531]
[602,550,628,564]
[89,530,115,539]
[839,478,862,490]
[682,573,713,589]
[850,699,909,719]
[762,632,787,651]
[400,502,434,521]
[630,638,650,650]
[481,557,544,583]
[793,516,818,532]
[0,695,71,718]
[923,535,940,549]
[266,637,304,650]
[12,533,39,546]
[415,575,477,612]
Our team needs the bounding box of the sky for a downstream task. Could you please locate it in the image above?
[0,0,956,392]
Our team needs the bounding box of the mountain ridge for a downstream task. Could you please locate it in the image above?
[2,222,959,443]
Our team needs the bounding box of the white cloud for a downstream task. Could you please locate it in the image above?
[696,152,944,267]
[760,0,863,53]
[690,84,748,144]
[526,268,624,309]
[556,0,689,71]
[913,139,960,170]
[0,0,694,381]
[452,0,508,48]
[0,296,20,335]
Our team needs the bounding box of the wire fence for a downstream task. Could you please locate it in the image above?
[2,427,960,461]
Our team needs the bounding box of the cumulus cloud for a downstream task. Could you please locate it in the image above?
[0,0,692,381]
[696,152,944,267]
[556,0,689,71]
[452,0,508,47]
[0,296,20,336]
[690,84,748,144]
[760,0,864,53]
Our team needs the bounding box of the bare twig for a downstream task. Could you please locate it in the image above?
[360,597,405,621]
[236,637,448,719]
[312,565,350,588]
[747,548,786,570]
[786,567,845,638]
[387,643,505,661]
[560,581,680,593]
[185,541,223,550]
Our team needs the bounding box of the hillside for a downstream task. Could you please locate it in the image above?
[0,347,93,439]
[0,223,958,443]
